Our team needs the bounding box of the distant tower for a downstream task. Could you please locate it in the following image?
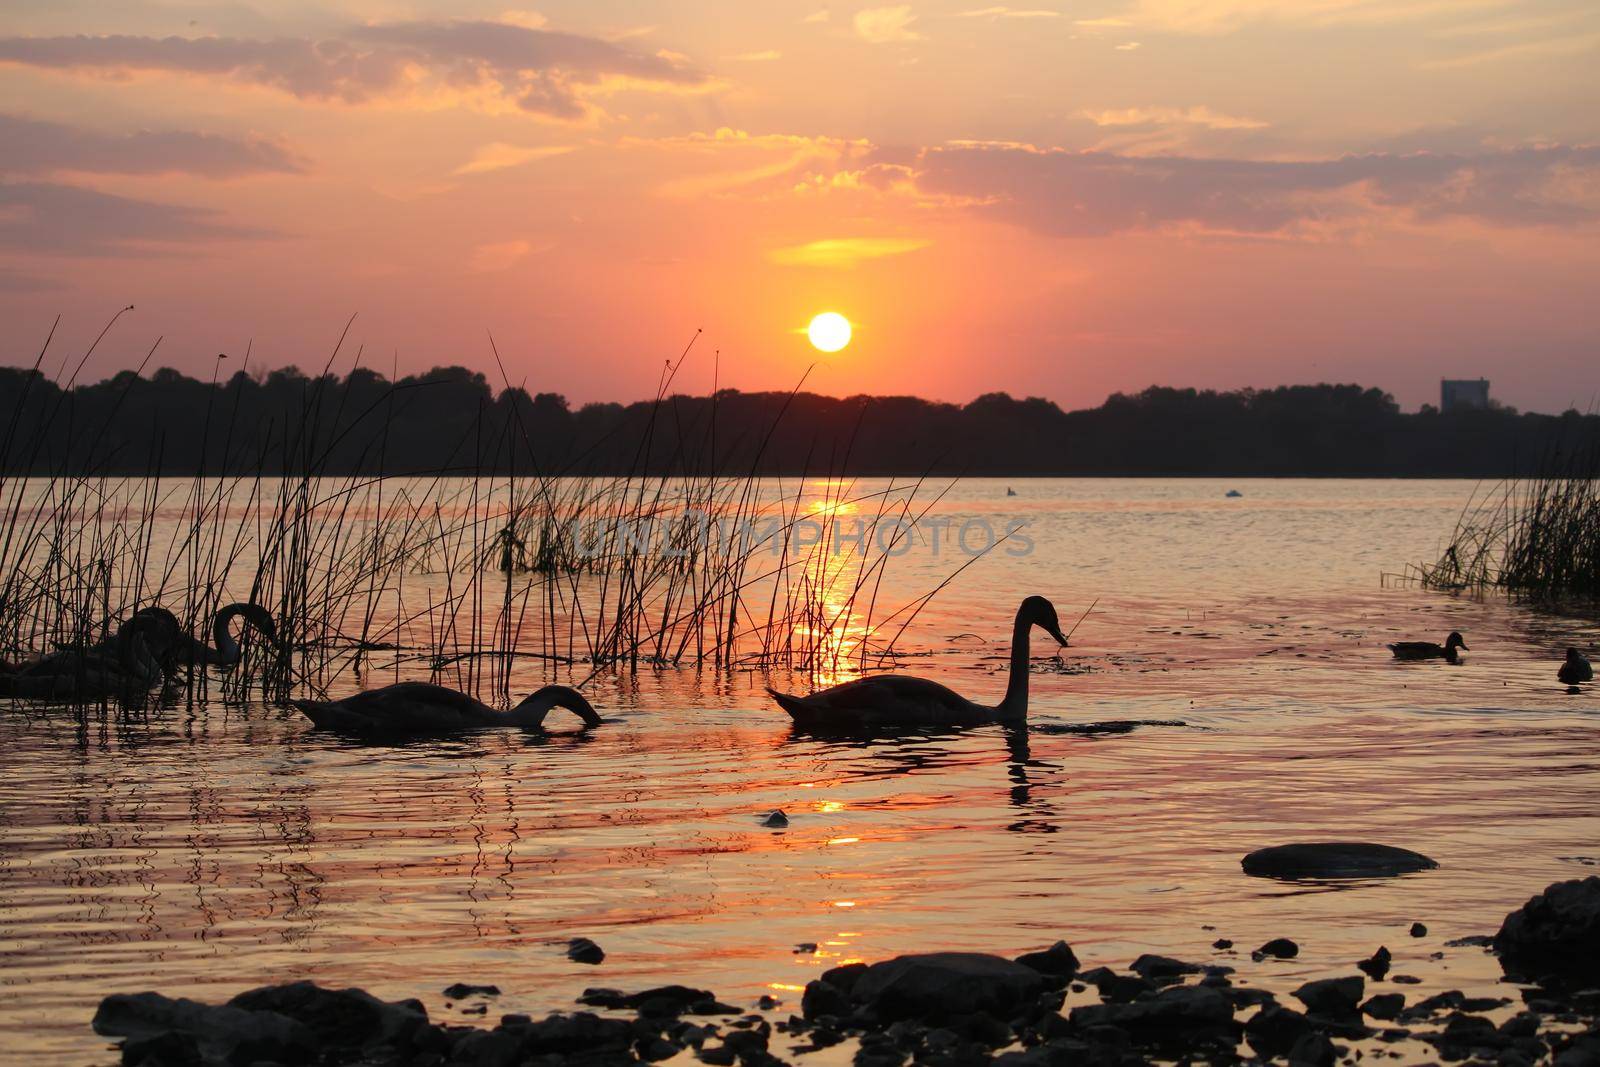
[1441,378,1490,412]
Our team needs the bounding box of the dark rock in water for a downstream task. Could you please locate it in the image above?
[761,810,789,828]
[442,982,500,999]
[1252,937,1300,961]
[1289,1030,1338,1067]
[1128,954,1202,981]
[226,981,430,1051]
[794,942,818,954]
[1362,993,1406,1020]
[1070,985,1235,1046]
[1390,974,1421,984]
[801,978,850,1021]
[1495,876,1600,979]
[451,1028,521,1067]
[1245,1004,1312,1058]
[1078,966,1156,1003]
[849,952,1046,1021]
[93,991,316,1065]
[820,962,868,994]
[1212,938,1234,950]
[1445,934,1494,948]
[1293,976,1364,1017]
[568,937,606,965]
[1409,922,1428,937]
[578,985,717,1013]
[118,1030,204,1066]
[1014,940,1079,981]
[1242,842,1438,880]
[520,1012,637,1055]
[1357,946,1392,980]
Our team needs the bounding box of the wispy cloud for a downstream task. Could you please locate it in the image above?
[913,141,1600,237]
[956,7,1062,17]
[855,6,924,43]
[470,238,544,271]
[0,113,304,177]
[0,181,269,254]
[1114,40,1142,49]
[803,10,832,23]
[727,49,782,61]
[0,20,709,120]
[1421,30,1600,68]
[768,236,932,267]
[1088,0,1515,36]
[452,142,574,175]
[1082,105,1267,129]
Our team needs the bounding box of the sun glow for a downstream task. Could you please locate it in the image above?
[807,312,852,353]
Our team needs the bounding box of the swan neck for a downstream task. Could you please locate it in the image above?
[998,612,1032,717]
[210,609,242,666]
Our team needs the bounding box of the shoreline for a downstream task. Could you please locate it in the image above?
[90,875,1600,1067]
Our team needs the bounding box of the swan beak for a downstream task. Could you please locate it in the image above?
[1047,623,1069,647]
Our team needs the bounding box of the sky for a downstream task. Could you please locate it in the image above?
[0,0,1597,413]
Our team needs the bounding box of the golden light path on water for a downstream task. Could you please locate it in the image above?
[1,479,1599,1063]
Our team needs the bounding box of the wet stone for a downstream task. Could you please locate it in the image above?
[568,937,606,965]
[1253,938,1300,961]
[1242,842,1437,880]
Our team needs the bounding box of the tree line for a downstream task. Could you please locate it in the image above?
[1,363,1594,477]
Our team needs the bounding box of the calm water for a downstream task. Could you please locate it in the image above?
[2,479,1598,1063]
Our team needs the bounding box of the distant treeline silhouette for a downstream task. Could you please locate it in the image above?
[2,363,1595,477]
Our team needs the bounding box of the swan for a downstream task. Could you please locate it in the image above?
[1559,648,1593,685]
[292,682,601,737]
[171,603,280,667]
[767,595,1070,727]
[1387,631,1467,664]
[0,615,167,700]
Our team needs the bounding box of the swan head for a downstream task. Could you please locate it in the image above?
[1020,595,1070,647]
[515,684,602,729]
[129,607,183,652]
[1567,647,1585,662]
[1445,631,1467,651]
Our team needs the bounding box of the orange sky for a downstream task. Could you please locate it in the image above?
[1,0,1596,412]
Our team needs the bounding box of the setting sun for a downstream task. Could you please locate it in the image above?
[807,312,852,354]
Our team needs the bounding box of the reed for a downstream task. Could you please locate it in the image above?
[1419,433,1600,602]
[0,320,988,712]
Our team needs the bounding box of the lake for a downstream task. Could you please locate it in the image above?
[2,478,1597,1063]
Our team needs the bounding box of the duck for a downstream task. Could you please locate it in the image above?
[1388,631,1468,664]
[0,614,168,701]
[767,595,1069,728]
[1559,648,1593,686]
[293,682,601,737]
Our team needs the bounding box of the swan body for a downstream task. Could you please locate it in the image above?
[0,616,167,701]
[1388,631,1467,664]
[767,595,1069,728]
[1559,648,1593,685]
[293,682,600,737]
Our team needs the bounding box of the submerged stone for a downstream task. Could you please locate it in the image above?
[1242,842,1438,880]
[849,952,1045,1021]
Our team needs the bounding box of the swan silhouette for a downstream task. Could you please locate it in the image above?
[165,603,280,667]
[1559,648,1593,685]
[1388,631,1467,664]
[767,595,1070,727]
[293,682,601,737]
[0,614,168,700]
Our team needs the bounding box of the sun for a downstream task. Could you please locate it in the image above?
[807,312,852,353]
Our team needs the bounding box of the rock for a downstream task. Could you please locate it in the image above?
[1069,985,1235,1046]
[443,983,500,999]
[1495,876,1600,979]
[849,952,1046,1021]
[794,942,818,954]
[1357,946,1392,980]
[568,937,606,965]
[226,981,430,1051]
[1362,993,1406,1020]
[1242,842,1437,880]
[1077,967,1155,1003]
[578,985,716,1012]
[1244,1004,1311,1057]
[117,1030,203,1067]
[1410,922,1428,937]
[1252,937,1300,960]
[93,991,316,1065]
[1014,941,1079,981]
[1293,976,1364,1017]
[1128,954,1202,981]
[801,979,850,1021]
[1289,1031,1338,1067]
[450,1028,522,1067]
[520,1012,636,1055]
[1445,934,1494,948]
[761,810,789,828]
[1212,938,1234,949]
